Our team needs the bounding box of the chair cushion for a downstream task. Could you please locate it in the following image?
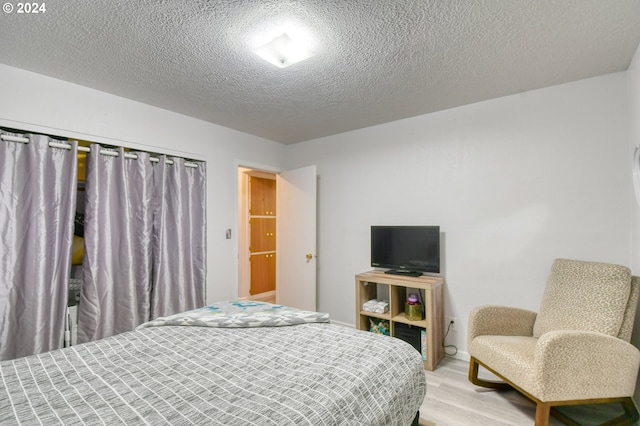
[533,259,631,338]
[469,335,538,395]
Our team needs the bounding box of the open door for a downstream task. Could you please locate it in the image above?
[276,165,317,311]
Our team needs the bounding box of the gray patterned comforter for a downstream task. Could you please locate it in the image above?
[138,300,331,329]
[0,307,426,425]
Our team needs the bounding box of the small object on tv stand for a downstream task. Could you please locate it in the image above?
[384,269,422,277]
[362,299,389,314]
[405,293,424,321]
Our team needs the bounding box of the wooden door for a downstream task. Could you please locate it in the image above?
[250,218,276,253]
[276,166,317,311]
[250,253,276,294]
[250,177,276,216]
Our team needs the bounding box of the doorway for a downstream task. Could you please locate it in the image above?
[237,164,318,311]
[238,167,277,303]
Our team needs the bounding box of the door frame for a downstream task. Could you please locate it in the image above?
[233,160,283,301]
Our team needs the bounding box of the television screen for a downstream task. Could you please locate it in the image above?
[371,226,440,275]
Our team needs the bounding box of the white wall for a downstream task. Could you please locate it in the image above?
[628,42,640,402]
[0,63,286,303]
[630,44,640,285]
[285,72,632,356]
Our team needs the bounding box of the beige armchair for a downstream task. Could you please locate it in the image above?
[467,258,640,426]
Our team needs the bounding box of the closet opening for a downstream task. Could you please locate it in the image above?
[1,127,206,357]
[67,140,89,346]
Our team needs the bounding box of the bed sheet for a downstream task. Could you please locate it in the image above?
[0,318,425,425]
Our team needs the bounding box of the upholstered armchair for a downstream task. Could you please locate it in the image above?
[467,258,640,426]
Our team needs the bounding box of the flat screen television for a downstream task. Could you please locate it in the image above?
[371,226,440,276]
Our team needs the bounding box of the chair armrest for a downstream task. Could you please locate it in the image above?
[467,305,537,347]
[535,330,640,401]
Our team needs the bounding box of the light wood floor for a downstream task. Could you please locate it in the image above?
[419,357,634,426]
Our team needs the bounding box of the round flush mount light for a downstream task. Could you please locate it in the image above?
[253,33,315,68]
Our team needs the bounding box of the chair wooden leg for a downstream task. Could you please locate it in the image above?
[468,356,512,390]
[535,402,551,426]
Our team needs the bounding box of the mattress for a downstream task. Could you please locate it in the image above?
[0,303,426,425]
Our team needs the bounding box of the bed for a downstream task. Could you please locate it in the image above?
[0,301,426,425]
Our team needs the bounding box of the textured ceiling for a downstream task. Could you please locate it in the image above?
[1,1,640,144]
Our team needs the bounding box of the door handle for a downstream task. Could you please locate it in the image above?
[305,253,314,260]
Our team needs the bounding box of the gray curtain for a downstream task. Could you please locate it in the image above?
[151,156,206,319]
[77,146,154,343]
[0,134,77,360]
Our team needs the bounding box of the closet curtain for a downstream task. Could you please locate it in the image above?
[151,156,206,318]
[0,134,77,360]
[78,149,206,342]
[77,146,155,343]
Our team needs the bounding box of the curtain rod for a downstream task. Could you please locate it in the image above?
[0,133,199,168]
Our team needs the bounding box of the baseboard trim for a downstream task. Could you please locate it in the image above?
[446,350,470,362]
[330,320,355,328]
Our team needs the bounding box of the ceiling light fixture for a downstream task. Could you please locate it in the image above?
[253,33,315,68]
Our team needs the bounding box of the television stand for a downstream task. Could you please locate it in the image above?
[355,270,445,370]
[384,269,422,277]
